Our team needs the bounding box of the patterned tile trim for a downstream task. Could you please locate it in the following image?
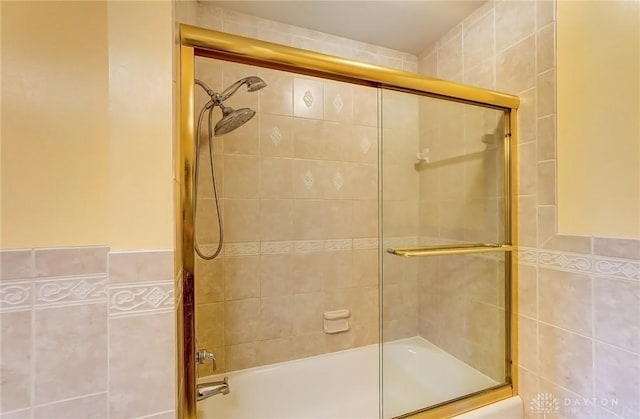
[353,238,378,250]
[261,241,294,255]
[594,256,640,281]
[294,240,324,253]
[35,275,107,308]
[325,239,352,251]
[109,281,174,317]
[224,238,381,255]
[0,280,33,313]
[537,250,592,274]
[224,242,261,257]
[518,247,538,265]
[519,247,639,280]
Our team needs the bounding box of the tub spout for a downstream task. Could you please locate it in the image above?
[197,377,230,401]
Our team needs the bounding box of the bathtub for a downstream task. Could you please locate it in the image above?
[197,336,523,419]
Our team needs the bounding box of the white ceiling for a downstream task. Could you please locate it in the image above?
[207,1,485,55]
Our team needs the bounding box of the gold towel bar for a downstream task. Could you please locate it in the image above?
[386,243,513,257]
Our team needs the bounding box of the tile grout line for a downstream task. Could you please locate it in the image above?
[31,391,108,410]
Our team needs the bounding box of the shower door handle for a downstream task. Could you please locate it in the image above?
[387,243,512,257]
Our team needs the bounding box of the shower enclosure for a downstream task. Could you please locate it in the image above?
[177,24,518,419]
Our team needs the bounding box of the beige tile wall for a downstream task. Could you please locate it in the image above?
[414,29,507,381]
[184,3,425,375]
[194,58,382,374]
[176,2,418,73]
[380,89,421,342]
[419,1,640,418]
[0,248,175,419]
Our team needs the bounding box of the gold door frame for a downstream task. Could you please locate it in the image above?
[176,23,519,419]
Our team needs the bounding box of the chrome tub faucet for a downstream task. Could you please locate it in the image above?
[197,377,230,401]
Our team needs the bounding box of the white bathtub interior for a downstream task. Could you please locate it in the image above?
[197,336,520,419]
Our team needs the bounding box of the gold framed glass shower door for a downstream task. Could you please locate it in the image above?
[177,24,519,419]
[379,89,514,418]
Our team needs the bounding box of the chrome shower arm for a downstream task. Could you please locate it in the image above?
[195,79,221,108]
[195,79,215,97]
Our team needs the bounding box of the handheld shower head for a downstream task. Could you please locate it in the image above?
[219,76,267,101]
[244,76,268,92]
[194,76,264,137]
[214,105,256,136]
[194,74,266,261]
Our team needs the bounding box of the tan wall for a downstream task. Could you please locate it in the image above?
[557,1,640,239]
[1,1,110,248]
[0,2,176,418]
[107,1,174,250]
[0,1,174,250]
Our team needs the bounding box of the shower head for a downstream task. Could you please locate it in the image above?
[214,105,256,136]
[244,76,268,92]
[218,76,267,101]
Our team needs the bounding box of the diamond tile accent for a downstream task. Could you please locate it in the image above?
[303,170,315,189]
[270,126,283,147]
[595,257,640,280]
[144,287,170,307]
[109,281,173,316]
[333,172,344,191]
[71,280,94,299]
[35,276,107,307]
[333,95,344,114]
[303,90,314,108]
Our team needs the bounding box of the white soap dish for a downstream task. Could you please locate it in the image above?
[323,309,350,334]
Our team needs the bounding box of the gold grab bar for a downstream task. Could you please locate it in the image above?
[386,243,513,257]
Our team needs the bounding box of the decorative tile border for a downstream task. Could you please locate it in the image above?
[224,242,261,257]
[537,250,592,274]
[261,241,294,255]
[353,238,378,250]
[109,281,174,317]
[0,280,33,313]
[34,275,107,308]
[517,247,538,265]
[294,240,324,253]
[594,256,640,281]
[517,247,639,280]
[224,238,381,256]
[325,239,352,251]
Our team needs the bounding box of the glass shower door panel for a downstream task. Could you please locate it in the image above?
[194,56,382,419]
[380,89,509,418]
